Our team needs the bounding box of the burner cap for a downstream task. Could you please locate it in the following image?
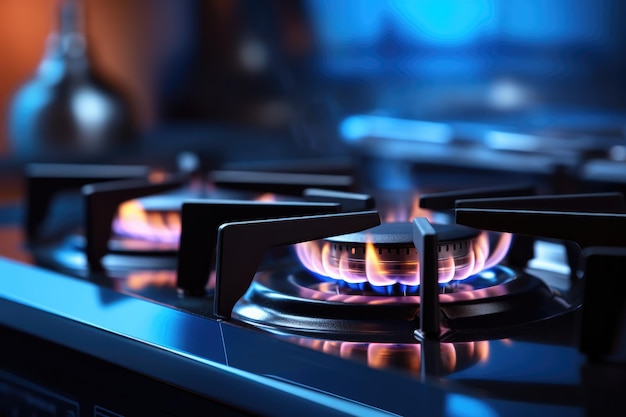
[324,222,480,263]
[325,222,479,245]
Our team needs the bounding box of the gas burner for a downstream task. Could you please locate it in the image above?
[203,187,600,342]
[324,222,480,285]
[232,264,570,342]
[111,189,282,245]
[296,222,512,290]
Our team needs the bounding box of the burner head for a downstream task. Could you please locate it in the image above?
[295,221,513,288]
[325,222,479,266]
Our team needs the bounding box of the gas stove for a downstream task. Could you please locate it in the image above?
[0,159,625,417]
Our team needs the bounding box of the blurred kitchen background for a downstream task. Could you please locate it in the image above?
[1,0,626,193]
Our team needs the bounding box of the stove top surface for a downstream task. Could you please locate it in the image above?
[0,160,624,417]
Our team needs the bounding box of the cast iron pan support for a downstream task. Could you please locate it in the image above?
[82,174,186,270]
[455,192,626,279]
[176,201,342,295]
[579,247,626,362]
[177,188,376,296]
[419,183,536,274]
[455,207,626,249]
[455,196,626,363]
[214,210,381,319]
[412,218,442,377]
[579,247,626,416]
[303,188,376,212]
[412,217,440,339]
[24,163,150,241]
[418,183,536,211]
[209,170,354,195]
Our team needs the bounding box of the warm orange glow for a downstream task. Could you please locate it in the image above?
[368,343,421,371]
[124,269,215,291]
[0,226,33,264]
[365,240,403,286]
[383,194,434,223]
[148,170,168,183]
[112,193,279,243]
[295,338,490,375]
[484,232,512,270]
[323,341,342,355]
[440,343,457,372]
[256,193,277,202]
[113,200,180,243]
[410,194,434,221]
[477,339,490,361]
[126,270,177,290]
[438,256,456,284]
[295,231,512,287]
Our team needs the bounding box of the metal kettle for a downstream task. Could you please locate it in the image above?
[7,0,136,162]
